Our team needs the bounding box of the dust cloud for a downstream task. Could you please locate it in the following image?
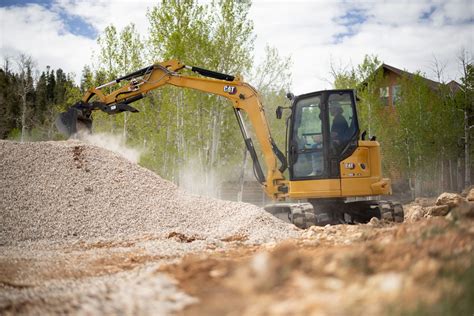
[178,158,220,198]
[79,132,143,163]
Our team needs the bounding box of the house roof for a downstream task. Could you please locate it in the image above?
[379,63,442,90]
[359,63,463,95]
[447,80,463,93]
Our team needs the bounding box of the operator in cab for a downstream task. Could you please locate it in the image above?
[329,103,349,146]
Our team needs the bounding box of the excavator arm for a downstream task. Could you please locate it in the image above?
[56,59,288,199]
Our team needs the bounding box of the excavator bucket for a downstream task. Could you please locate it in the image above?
[55,106,92,138]
[55,101,139,138]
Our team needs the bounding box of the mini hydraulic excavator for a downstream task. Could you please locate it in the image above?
[56,59,404,228]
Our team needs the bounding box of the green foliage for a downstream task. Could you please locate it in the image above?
[0,54,80,141]
[6,128,21,140]
[0,1,292,192]
[139,0,257,182]
[0,64,21,138]
[332,54,469,196]
[81,0,291,188]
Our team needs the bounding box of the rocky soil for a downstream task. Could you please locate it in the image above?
[1,140,473,315]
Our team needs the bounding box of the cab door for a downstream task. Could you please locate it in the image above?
[288,92,328,180]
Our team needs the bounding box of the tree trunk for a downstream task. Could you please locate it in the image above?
[163,111,171,179]
[415,168,422,198]
[20,93,27,142]
[368,101,371,136]
[439,156,444,194]
[405,131,415,199]
[449,159,454,191]
[210,105,222,169]
[464,109,471,188]
[175,91,182,185]
[457,157,464,192]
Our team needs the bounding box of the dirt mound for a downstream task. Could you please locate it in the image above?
[161,217,474,315]
[0,140,298,245]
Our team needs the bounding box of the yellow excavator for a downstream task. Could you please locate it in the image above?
[56,59,403,227]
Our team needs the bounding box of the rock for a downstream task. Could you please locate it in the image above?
[445,211,455,221]
[450,200,474,219]
[0,140,299,245]
[466,188,474,202]
[405,205,426,222]
[367,217,381,227]
[367,272,403,294]
[426,205,450,216]
[461,185,473,196]
[435,193,464,210]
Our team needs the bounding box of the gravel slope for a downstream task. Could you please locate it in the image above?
[0,140,298,246]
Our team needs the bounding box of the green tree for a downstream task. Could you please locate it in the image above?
[0,59,21,138]
[86,0,290,196]
[94,23,146,139]
[16,54,36,142]
[331,54,468,196]
[80,65,94,93]
[251,45,292,161]
[457,51,474,187]
[143,0,256,189]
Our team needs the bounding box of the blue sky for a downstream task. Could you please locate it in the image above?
[1,0,473,93]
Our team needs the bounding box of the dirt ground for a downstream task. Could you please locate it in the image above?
[1,215,473,315]
[165,217,474,316]
[1,141,473,315]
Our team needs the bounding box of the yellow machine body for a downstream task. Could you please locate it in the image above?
[288,140,391,199]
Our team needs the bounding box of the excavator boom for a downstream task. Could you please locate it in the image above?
[56,59,288,199]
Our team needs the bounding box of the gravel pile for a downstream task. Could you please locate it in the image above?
[1,266,196,315]
[0,140,298,246]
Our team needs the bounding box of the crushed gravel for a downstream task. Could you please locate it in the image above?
[0,140,299,246]
[0,139,299,315]
[1,266,197,315]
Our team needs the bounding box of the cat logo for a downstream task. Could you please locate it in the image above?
[224,85,237,95]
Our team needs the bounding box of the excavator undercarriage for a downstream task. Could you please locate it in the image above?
[265,199,404,228]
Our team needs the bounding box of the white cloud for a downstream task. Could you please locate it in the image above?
[250,0,474,94]
[54,0,152,36]
[0,0,472,96]
[0,3,95,78]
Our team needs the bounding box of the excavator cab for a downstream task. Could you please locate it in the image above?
[288,90,359,181]
[270,89,403,227]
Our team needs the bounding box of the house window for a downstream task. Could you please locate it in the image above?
[392,85,400,106]
[379,87,389,106]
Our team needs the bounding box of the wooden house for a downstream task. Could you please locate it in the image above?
[372,63,461,107]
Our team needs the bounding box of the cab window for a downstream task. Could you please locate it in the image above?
[328,92,356,151]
